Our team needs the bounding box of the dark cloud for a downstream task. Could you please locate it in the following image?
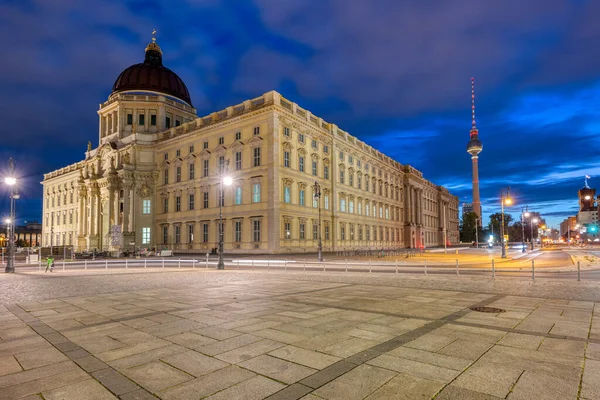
[1,0,600,229]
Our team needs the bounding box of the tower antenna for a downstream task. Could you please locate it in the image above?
[471,77,476,129]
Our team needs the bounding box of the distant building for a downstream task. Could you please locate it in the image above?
[462,203,473,216]
[577,179,598,240]
[560,216,578,240]
[0,221,41,247]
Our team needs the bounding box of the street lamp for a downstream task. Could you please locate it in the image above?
[531,217,538,250]
[500,188,512,259]
[217,161,232,270]
[313,181,323,262]
[4,158,18,273]
[521,208,529,253]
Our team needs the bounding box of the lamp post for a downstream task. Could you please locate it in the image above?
[313,181,323,262]
[475,217,479,248]
[217,160,232,270]
[5,158,18,273]
[500,188,512,259]
[530,217,538,250]
[521,207,528,253]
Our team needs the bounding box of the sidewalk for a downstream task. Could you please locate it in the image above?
[0,270,598,399]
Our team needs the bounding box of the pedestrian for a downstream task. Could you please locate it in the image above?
[45,257,55,273]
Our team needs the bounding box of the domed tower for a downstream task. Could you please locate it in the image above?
[97,31,197,145]
[466,78,483,225]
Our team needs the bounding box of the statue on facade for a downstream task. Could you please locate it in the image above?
[87,141,92,152]
[123,152,130,165]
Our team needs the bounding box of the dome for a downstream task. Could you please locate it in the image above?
[111,39,192,106]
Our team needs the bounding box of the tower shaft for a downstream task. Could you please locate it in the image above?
[466,77,483,226]
[471,155,482,222]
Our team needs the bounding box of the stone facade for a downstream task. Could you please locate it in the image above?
[41,90,459,253]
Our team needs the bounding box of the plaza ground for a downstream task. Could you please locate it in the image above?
[0,262,599,399]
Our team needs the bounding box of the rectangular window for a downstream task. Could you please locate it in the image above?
[324,166,329,179]
[313,223,318,240]
[218,156,225,174]
[150,114,157,126]
[235,151,242,170]
[299,189,305,206]
[164,152,169,160]
[203,141,209,149]
[175,225,181,244]
[253,147,261,167]
[188,224,194,243]
[349,200,354,214]
[349,174,353,187]
[358,176,362,189]
[359,225,363,241]
[366,226,370,241]
[311,139,317,149]
[340,199,346,212]
[235,221,242,242]
[189,163,195,180]
[323,145,329,154]
[284,187,291,203]
[203,159,209,177]
[341,225,346,241]
[189,194,195,210]
[298,133,305,143]
[69,213,73,224]
[218,136,224,145]
[339,151,344,161]
[350,224,355,240]
[175,120,181,127]
[348,155,353,164]
[386,207,390,220]
[284,222,291,239]
[358,202,362,215]
[163,169,169,185]
[203,192,209,208]
[163,198,168,213]
[235,186,242,205]
[366,180,369,192]
[252,183,261,203]
[127,113,133,125]
[219,189,224,207]
[253,220,261,242]
[284,151,290,168]
[284,127,290,137]
[176,166,181,182]
[142,199,151,214]
[312,161,317,176]
[339,170,344,184]
[299,156,304,172]
[142,227,150,244]
[379,206,383,219]
[166,116,171,128]
[324,195,329,210]
[299,223,305,239]
[235,131,241,141]
[325,224,330,240]
[313,192,318,208]
[189,145,194,153]
[176,196,181,212]
[253,126,260,136]
[203,224,209,243]
[138,114,145,126]
[366,203,370,217]
[163,226,168,244]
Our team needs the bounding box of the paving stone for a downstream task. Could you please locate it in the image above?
[108,345,187,371]
[294,333,350,351]
[0,336,50,357]
[119,389,159,399]
[205,375,285,400]
[581,359,600,400]
[364,372,444,400]
[161,350,229,377]
[587,343,600,361]
[436,339,493,361]
[404,333,458,352]
[321,337,379,358]
[239,355,316,384]
[0,360,78,388]
[164,332,218,349]
[268,345,341,369]
[124,361,193,392]
[265,383,313,400]
[497,332,543,350]
[313,364,397,400]
[508,370,578,399]
[159,365,255,400]
[253,328,308,344]
[367,354,460,383]
[0,369,89,400]
[453,363,523,398]
[300,361,356,389]
[386,346,471,371]
[74,356,109,373]
[215,339,286,364]
[92,368,140,396]
[192,326,244,340]
[42,378,117,400]
[197,334,263,356]
[0,356,22,376]
[436,385,503,399]
[96,340,171,362]
[538,337,586,357]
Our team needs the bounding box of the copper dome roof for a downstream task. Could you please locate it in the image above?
[111,40,192,106]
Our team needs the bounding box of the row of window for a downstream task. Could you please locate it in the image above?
[163,220,262,244]
[163,148,261,184]
[45,232,75,246]
[162,183,262,213]
[282,126,330,154]
[46,210,76,227]
[46,192,75,208]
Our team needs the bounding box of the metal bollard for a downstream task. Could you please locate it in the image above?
[105,259,108,270]
[162,258,165,268]
[369,259,372,273]
[285,260,287,272]
[455,259,459,275]
[577,261,581,281]
[63,258,66,271]
[178,258,181,268]
[85,259,87,270]
[252,259,254,270]
[206,254,209,269]
[424,259,427,275]
[346,259,348,273]
[492,259,495,278]
[395,259,398,274]
[267,259,270,271]
[238,259,240,270]
[531,259,535,280]
[193,259,196,269]
[144,258,147,268]
[323,262,325,272]
[125,259,128,269]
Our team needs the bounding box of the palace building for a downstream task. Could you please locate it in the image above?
[41,38,459,254]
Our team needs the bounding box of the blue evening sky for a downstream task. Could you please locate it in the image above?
[1,0,600,229]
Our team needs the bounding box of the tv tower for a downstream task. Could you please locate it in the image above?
[467,77,483,225]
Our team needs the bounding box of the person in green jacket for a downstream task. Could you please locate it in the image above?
[45,257,55,273]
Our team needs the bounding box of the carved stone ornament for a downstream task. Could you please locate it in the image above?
[137,183,152,197]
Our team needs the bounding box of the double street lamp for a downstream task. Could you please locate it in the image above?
[217,161,232,270]
[4,157,19,273]
[500,188,512,259]
[313,181,323,262]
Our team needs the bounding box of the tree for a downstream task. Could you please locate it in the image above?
[460,212,478,243]
[488,213,513,241]
[508,221,524,243]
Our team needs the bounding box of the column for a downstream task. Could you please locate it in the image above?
[89,188,96,236]
[108,188,115,227]
[122,185,131,233]
[78,189,86,236]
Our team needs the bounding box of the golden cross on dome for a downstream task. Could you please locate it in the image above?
[152,29,157,43]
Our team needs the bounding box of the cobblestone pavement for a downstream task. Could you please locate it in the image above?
[0,269,599,399]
